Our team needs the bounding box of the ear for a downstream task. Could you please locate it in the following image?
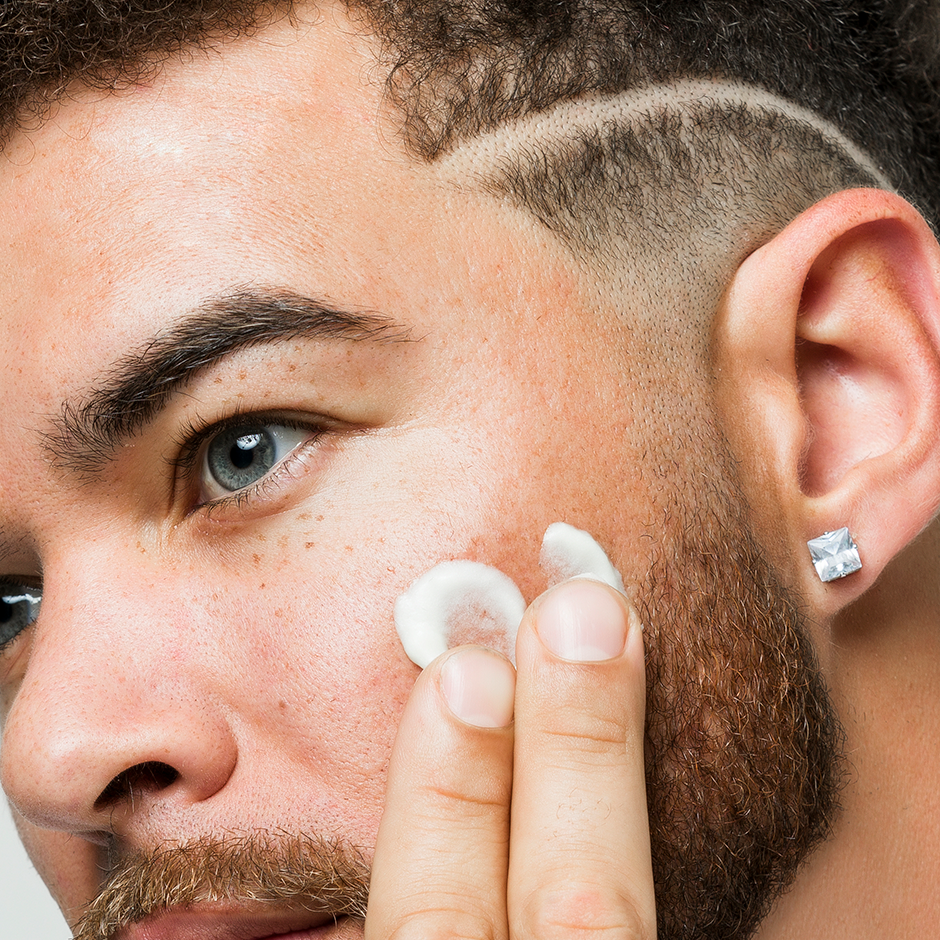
[714,189,940,616]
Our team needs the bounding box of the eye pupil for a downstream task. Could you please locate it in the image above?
[199,420,313,501]
[0,588,42,648]
[231,433,263,469]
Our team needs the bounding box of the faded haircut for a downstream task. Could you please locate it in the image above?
[466,89,888,386]
[2,1,939,221]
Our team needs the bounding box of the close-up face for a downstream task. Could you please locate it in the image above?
[0,4,840,938]
[0,1,659,920]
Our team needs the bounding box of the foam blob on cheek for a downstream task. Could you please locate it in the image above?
[394,523,623,668]
[393,562,526,669]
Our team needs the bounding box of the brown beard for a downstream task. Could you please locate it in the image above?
[71,832,371,940]
[72,472,842,940]
[640,479,844,940]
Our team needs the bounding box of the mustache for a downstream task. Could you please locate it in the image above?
[71,831,371,940]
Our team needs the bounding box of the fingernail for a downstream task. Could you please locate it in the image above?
[441,648,515,728]
[537,579,627,662]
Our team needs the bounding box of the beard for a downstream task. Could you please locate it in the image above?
[640,464,844,939]
[72,446,842,940]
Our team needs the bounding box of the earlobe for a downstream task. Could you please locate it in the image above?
[714,189,940,615]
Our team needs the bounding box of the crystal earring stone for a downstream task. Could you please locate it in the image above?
[807,527,862,582]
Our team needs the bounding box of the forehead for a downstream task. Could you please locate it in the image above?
[0,9,437,282]
[0,6,580,401]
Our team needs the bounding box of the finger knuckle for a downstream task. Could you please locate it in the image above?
[539,716,627,752]
[519,884,652,940]
[425,783,510,813]
[388,907,502,940]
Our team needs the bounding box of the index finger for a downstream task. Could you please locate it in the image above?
[365,645,516,940]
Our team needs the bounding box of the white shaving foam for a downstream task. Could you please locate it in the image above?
[394,561,526,669]
[394,522,623,668]
[539,522,625,592]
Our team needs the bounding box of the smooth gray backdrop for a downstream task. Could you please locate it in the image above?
[1,799,71,939]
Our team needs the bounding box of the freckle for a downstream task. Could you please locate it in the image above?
[316,515,324,522]
[137,542,146,554]
[305,542,315,550]
[274,608,283,618]
[214,376,223,384]
[238,369,247,380]
[298,513,310,521]
[288,364,297,372]
[252,554,261,566]
[345,545,353,552]
[256,534,267,542]
[279,700,287,710]
[260,583,266,589]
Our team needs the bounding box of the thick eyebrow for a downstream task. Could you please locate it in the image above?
[44,287,413,476]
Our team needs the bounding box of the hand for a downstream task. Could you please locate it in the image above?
[366,578,654,940]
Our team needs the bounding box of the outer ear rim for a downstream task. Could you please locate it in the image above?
[713,188,940,618]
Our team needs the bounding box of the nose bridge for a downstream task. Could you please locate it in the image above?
[0,546,238,837]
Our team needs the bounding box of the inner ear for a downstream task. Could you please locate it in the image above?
[795,333,910,498]
[793,222,924,500]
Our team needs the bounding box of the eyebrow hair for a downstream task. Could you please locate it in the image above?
[44,287,413,476]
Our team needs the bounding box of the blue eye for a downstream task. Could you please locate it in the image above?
[200,422,311,499]
[0,583,41,650]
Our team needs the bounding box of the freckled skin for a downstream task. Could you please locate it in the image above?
[0,4,655,922]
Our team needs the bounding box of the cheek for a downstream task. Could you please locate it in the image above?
[168,525,432,815]
[183,558,416,746]
[13,821,102,921]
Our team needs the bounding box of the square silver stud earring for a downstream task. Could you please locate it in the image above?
[807,527,862,582]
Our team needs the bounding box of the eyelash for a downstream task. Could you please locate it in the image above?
[172,411,325,514]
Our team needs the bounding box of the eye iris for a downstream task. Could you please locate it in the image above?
[0,590,41,647]
[207,426,277,492]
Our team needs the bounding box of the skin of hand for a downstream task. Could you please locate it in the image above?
[367,577,654,940]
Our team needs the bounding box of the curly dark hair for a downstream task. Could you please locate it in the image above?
[2,1,940,226]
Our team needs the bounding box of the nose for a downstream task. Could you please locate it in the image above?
[0,563,238,842]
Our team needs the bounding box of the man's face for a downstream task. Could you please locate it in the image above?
[0,1,655,912]
[0,6,838,939]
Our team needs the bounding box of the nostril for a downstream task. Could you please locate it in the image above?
[94,761,180,811]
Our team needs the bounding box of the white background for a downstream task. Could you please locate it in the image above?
[1,799,71,939]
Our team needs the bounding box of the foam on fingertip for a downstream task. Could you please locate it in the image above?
[539,522,625,592]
